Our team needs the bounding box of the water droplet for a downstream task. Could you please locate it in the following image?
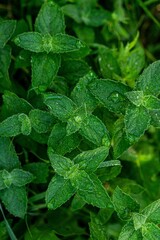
[108,91,124,103]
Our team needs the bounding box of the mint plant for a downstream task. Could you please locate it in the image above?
[0,0,160,239]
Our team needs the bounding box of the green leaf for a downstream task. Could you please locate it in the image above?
[124,105,151,143]
[66,105,88,135]
[149,109,160,127]
[79,114,110,147]
[73,146,109,173]
[112,117,130,159]
[89,79,130,114]
[0,113,31,137]
[136,60,160,96]
[141,199,160,224]
[113,186,140,220]
[1,91,33,119]
[0,46,12,92]
[48,148,74,178]
[71,71,97,112]
[118,221,142,240]
[0,137,20,171]
[98,46,121,79]
[18,113,32,135]
[96,160,122,182]
[60,59,90,85]
[70,171,111,208]
[62,4,82,24]
[0,20,16,48]
[44,93,76,121]
[23,163,49,184]
[143,95,160,110]
[24,226,59,240]
[1,185,27,218]
[71,194,86,211]
[14,32,44,52]
[48,123,81,155]
[45,174,75,209]
[142,223,160,240]
[2,170,12,188]
[89,212,108,240]
[48,34,86,53]
[29,109,55,133]
[11,169,34,187]
[35,2,65,35]
[125,91,144,107]
[31,53,61,92]
[132,213,147,230]
[0,171,6,190]
[15,32,86,53]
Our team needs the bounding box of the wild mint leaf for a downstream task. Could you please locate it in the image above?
[0,171,6,190]
[48,34,86,53]
[124,104,151,143]
[71,173,111,208]
[0,185,27,218]
[66,105,88,135]
[48,148,74,178]
[48,123,81,155]
[142,223,160,240]
[11,169,34,187]
[69,170,95,192]
[141,199,160,224]
[35,2,65,35]
[113,186,140,220]
[132,213,147,230]
[44,93,76,121]
[18,113,32,135]
[14,33,86,53]
[29,109,55,134]
[71,72,97,112]
[112,117,130,158]
[0,46,12,92]
[89,212,108,240]
[60,60,90,85]
[118,221,143,240]
[149,109,160,127]
[143,95,160,110]
[0,137,20,171]
[14,32,44,53]
[23,163,49,184]
[79,114,110,147]
[0,113,31,137]
[125,91,144,107]
[89,79,130,114]
[96,160,122,182]
[0,20,16,48]
[136,60,160,96]
[98,46,121,79]
[71,194,86,211]
[1,91,33,119]
[31,53,61,92]
[2,170,12,188]
[73,146,109,173]
[45,174,75,210]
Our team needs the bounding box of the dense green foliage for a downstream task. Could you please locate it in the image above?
[0,0,160,239]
